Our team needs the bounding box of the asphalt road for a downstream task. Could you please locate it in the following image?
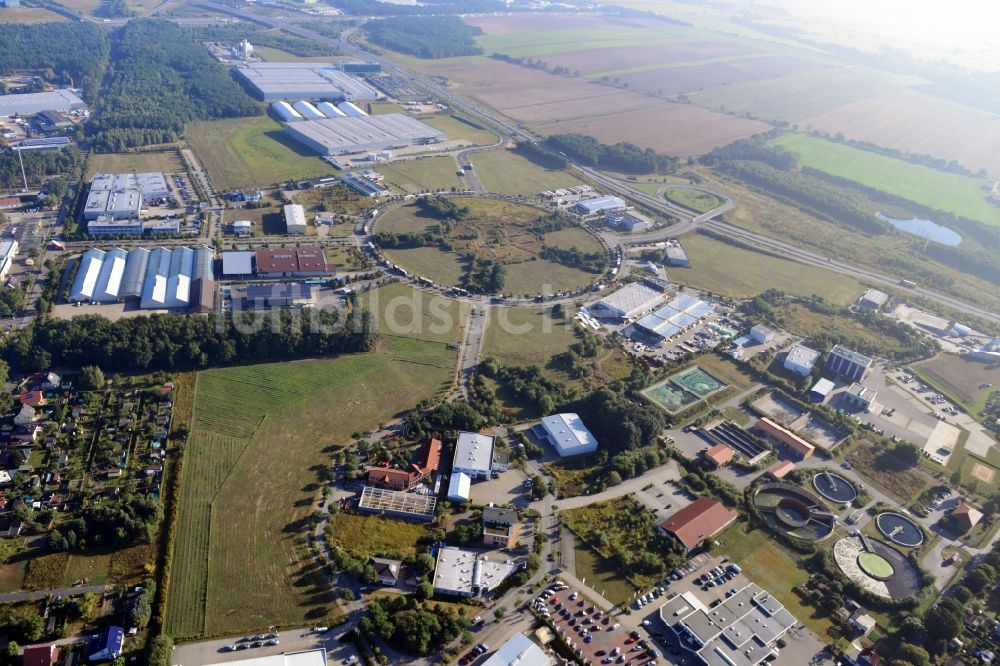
[171,628,361,666]
[0,584,109,604]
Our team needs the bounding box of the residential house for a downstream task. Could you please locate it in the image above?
[849,610,877,637]
[86,627,124,662]
[14,404,36,426]
[370,557,402,586]
[482,505,519,548]
[19,391,46,407]
[12,424,40,444]
[21,643,59,666]
[951,503,983,532]
[39,372,61,390]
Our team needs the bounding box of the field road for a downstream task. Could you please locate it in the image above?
[0,584,110,604]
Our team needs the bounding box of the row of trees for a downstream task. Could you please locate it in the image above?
[461,257,506,293]
[88,20,260,152]
[364,16,484,59]
[0,22,109,101]
[540,245,608,273]
[48,494,160,551]
[544,133,678,174]
[3,310,377,373]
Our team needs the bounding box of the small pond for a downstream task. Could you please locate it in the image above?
[876,211,963,247]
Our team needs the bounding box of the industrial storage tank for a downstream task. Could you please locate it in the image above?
[193,246,215,281]
[271,101,303,122]
[337,101,367,117]
[120,247,150,300]
[93,247,128,302]
[317,101,347,118]
[292,100,325,120]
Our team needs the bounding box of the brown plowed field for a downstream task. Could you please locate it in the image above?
[802,90,1000,176]
[418,58,769,155]
[537,41,759,76]
[621,55,820,96]
[465,13,652,35]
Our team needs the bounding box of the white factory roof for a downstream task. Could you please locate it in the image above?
[575,195,627,214]
[93,248,128,302]
[453,432,495,476]
[233,62,380,100]
[284,204,307,232]
[90,172,169,197]
[140,246,193,309]
[593,282,664,319]
[811,378,835,397]
[539,413,598,457]
[221,251,254,275]
[860,288,889,307]
[447,471,471,503]
[283,114,446,156]
[0,240,18,261]
[636,293,713,339]
[432,546,518,597]
[481,634,550,666]
[70,248,106,302]
[205,649,327,666]
[0,88,85,115]
[784,344,819,370]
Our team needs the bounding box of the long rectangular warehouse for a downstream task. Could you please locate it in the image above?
[233,62,381,101]
[0,89,85,116]
[283,114,446,156]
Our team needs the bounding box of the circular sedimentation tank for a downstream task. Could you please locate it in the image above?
[833,536,922,600]
[875,512,925,547]
[858,552,895,580]
[752,482,835,541]
[812,471,857,504]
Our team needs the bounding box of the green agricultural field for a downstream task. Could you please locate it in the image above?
[663,187,723,213]
[471,149,585,196]
[911,353,1000,416]
[376,157,465,193]
[421,114,497,146]
[254,46,339,62]
[476,25,694,58]
[361,282,469,345]
[325,513,429,558]
[543,227,603,254]
[382,246,466,286]
[482,305,576,369]
[87,150,183,177]
[187,116,333,191]
[674,232,863,305]
[166,337,456,638]
[771,133,1000,227]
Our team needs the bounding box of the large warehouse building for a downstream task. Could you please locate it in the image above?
[233,62,381,101]
[70,245,214,310]
[0,89,85,116]
[635,293,714,341]
[590,282,664,320]
[83,172,170,221]
[534,413,598,457]
[283,114,446,156]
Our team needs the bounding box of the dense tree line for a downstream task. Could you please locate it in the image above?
[699,134,793,169]
[515,141,569,169]
[3,309,377,373]
[491,52,577,77]
[0,146,82,191]
[186,24,341,58]
[0,23,109,102]
[89,20,260,152]
[364,16,484,59]
[544,133,678,174]
[461,257,505,293]
[418,195,470,221]
[48,493,160,550]
[571,387,667,454]
[332,0,503,16]
[540,245,608,273]
[362,596,470,655]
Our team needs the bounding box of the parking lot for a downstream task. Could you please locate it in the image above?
[533,582,655,666]
[171,626,360,665]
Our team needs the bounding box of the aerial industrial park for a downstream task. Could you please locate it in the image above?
[0,3,999,666]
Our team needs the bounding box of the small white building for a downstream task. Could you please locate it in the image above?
[431,546,518,597]
[536,413,598,457]
[233,219,252,237]
[750,324,776,344]
[284,203,307,235]
[0,239,18,281]
[858,288,889,311]
[447,471,471,503]
[481,634,551,666]
[452,432,495,479]
[783,344,820,377]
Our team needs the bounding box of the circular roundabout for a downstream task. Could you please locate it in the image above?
[375,195,609,296]
[812,471,857,504]
[876,512,925,547]
[834,536,921,600]
[752,482,835,541]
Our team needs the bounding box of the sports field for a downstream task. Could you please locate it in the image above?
[641,365,728,414]
[166,337,456,638]
[470,149,586,196]
[376,156,465,193]
[673,232,862,305]
[187,116,332,191]
[87,150,184,178]
[771,133,1000,227]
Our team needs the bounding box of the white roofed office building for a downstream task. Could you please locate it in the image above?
[535,413,598,457]
[826,344,874,382]
[452,432,496,479]
[0,240,17,281]
[783,344,819,377]
[481,634,550,666]
[284,204,307,234]
[431,546,519,598]
[590,282,664,320]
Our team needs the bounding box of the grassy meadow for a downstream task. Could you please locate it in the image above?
[470,149,586,196]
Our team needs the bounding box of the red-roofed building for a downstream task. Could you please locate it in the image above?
[366,438,443,491]
[951,502,983,532]
[367,468,416,491]
[657,496,738,553]
[754,417,815,460]
[22,644,59,666]
[704,443,734,469]
[767,460,796,480]
[254,247,331,278]
[19,391,47,407]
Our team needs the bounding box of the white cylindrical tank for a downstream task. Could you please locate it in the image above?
[293,100,325,120]
[337,101,367,117]
[271,101,303,122]
[317,101,347,118]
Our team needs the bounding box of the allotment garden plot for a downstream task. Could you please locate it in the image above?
[641,365,727,414]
